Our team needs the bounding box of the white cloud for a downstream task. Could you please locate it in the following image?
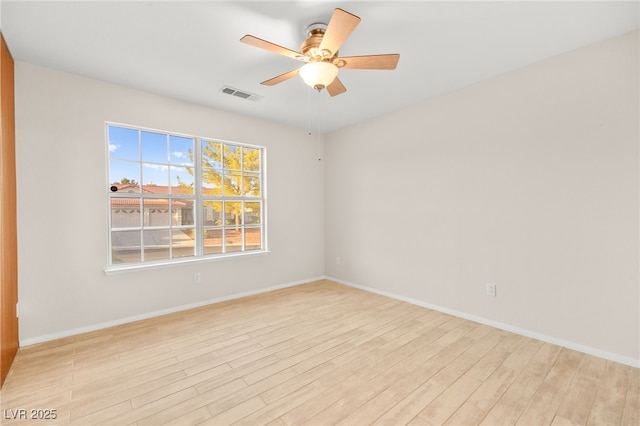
[109,143,118,152]
[143,163,169,171]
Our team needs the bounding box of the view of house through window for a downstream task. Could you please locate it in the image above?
[107,124,265,267]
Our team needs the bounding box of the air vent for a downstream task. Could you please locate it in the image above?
[220,86,262,102]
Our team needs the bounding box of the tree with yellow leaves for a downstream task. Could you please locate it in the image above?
[198,141,262,229]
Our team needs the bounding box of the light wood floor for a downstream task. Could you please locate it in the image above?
[1,280,638,425]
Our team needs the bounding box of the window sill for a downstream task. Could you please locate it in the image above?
[104,250,271,275]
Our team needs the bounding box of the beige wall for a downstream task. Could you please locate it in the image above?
[15,63,325,343]
[325,31,639,364]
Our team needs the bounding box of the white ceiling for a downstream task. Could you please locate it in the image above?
[2,1,638,133]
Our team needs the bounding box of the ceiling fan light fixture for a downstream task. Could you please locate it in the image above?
[299,61,338,91]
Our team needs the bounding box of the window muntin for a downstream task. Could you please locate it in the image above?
[107,124,266,267]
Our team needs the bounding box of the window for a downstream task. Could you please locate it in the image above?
[107,124,265,268]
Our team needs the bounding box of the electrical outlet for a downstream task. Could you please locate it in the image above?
[194,273,201,284]
[336,256,341,265]
[486,283,497,297]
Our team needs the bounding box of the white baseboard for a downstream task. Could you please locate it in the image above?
[20,276,324,347]
[327,276,640,369]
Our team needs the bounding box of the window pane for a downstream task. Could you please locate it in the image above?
[202,168,222,195]
[202,141,222,168]
[223,144,241,170]
[141,131,168,163]
[203,201,222,226]
[170,136,193,165]
[242,147,260,171]
[111,198,141,228]
[143,230,170,261]
[203,229,222,255]
[245,227,262,251]
[144,199,170,226]
[225,227,243,253]
[224,172,242,196]
[225,202,242,226]
[111,230,141,264]
[171,166,194,194]
[172,229,195,258]
[173,199,194,226]
[244,202,261,225]
[109,160,140,192]
[108,126,139,161]
[243,173,261,197]
[142,163,169,190]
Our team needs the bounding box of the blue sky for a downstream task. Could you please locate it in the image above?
[108,125,194,189]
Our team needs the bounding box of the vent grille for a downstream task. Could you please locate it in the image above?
[220,86,262,102]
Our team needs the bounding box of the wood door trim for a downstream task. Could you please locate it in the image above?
[0,32,19,388]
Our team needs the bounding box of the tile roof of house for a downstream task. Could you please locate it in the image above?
[110,198,190,207]
[111,183,194,195]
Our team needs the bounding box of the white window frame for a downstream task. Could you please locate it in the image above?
[105,122,267,273]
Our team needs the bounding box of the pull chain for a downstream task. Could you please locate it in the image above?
[307,87,324,136]
[316,89,321,135]
[307,87,312,136]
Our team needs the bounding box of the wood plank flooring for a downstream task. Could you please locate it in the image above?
[1,280,638,425]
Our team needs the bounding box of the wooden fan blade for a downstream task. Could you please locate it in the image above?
[261,68,300,86]
[339,54,400,70]
[240,35,304,61]
[318,8,361,56]
[326,77,347,97]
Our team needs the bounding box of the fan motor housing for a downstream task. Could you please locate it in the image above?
[301,23,334,60]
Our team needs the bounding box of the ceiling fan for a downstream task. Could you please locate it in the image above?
[240,8,400,97]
